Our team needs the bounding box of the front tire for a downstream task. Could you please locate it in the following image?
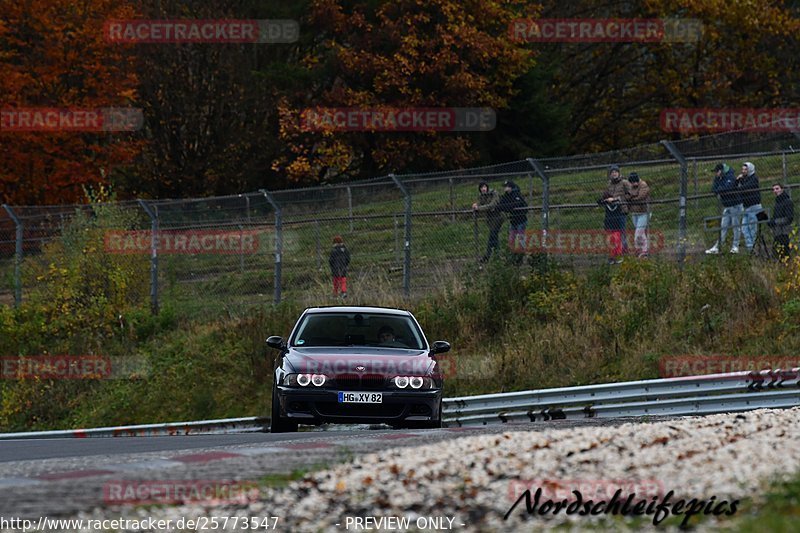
[270,386,298,433]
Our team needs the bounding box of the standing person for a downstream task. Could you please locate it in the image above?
[706,163,743,254]
[624,172,651,257]
[598,191,626,263]
[603,165,630,254]
[498,180,528,254]
[737,162,763,253]
[329,235,350,298]
[767,183,794,259]
[472,181,503,262]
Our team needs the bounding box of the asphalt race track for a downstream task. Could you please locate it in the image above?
[0,418,645,520]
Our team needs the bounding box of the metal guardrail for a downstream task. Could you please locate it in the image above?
[442,368,800,426]
[2,369,797,438]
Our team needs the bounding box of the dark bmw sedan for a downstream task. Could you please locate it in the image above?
[266,306,450,432]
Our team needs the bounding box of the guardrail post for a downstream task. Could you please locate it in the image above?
[137,200,159,314]
[661,140,688,265]
[2,205,22,308]
[527,158,549,251]
[390,174,411,298]
[260,189,282,304]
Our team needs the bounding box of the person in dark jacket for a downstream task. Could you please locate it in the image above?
[706,163,744,254]
[498,180,528,254]
[736,161,763,252]
[599,191,626,263]
[472,181,503,262]
[329,235,351,298]
[602,164,629,254]
[767,183,794,259]
[597,165,631,263]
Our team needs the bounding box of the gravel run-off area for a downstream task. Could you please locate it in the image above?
[76,408,800,532]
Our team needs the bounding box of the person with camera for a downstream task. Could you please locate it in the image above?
[767,183,794,259]
[498,180,528,262]
[624,172,651,257]
[602,165,630,256]
[736,162,763,253]
[599,190,626,264]
[706,163,743,254]
[472,181,503,262]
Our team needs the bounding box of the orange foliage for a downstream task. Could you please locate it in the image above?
[0,0,141,205]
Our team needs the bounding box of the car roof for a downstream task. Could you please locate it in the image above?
[303,306,412,316]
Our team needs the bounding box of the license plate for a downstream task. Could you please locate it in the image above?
[338,391,383,404]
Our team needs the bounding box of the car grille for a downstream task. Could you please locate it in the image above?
[333,373,386,390]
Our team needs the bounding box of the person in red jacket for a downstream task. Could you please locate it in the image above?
[329,235,351,298]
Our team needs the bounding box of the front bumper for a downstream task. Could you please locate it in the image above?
[275,386,442,425]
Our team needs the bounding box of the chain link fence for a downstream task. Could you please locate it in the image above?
[2,130,800,316]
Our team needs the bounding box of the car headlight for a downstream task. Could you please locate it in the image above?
[391,376,434,389]
[284,373,327,387]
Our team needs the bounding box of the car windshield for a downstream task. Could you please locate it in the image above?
[290,312,426,350]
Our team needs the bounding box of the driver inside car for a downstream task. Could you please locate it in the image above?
[377,325,405,347]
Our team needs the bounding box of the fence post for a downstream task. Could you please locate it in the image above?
[2,205,22,308]
[527,158,549,253]
[390,174,411,298]
[691,158,698,209]
[473,210,480,262]
[315,219,321,272]
[394,215,400,264]
[347,186,353,232]
[448,177,455,222]
[661,140,688,265]
[137,200,159,314]
[782,151,788,188]
[260,189,282,304]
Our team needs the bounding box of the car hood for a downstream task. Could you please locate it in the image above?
[283,347,435,376]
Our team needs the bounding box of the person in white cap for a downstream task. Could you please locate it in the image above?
[736,162,762,253]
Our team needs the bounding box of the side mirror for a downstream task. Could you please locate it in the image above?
[266,336,285,350]
[431,341,450,354]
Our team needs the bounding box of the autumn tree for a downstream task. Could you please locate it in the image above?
[0,0,140,205]
[117,0,304,199]
[536,0,800,152]
[273,0,536,183]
